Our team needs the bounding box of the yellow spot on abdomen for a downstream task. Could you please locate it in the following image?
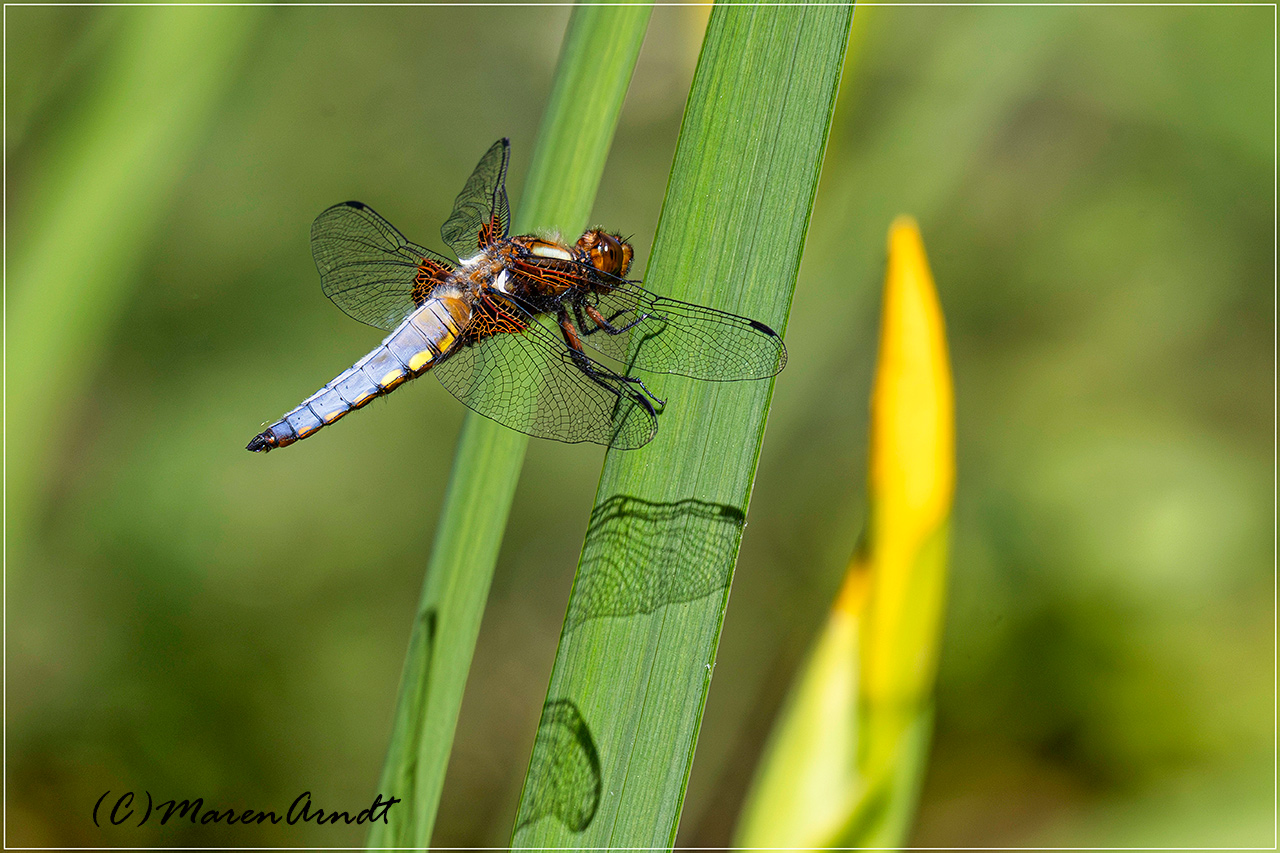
[381,369,405,388]
[409,350,434,371]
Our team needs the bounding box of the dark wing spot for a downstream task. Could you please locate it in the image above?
[748,319,779,336]
[342,200,367,210]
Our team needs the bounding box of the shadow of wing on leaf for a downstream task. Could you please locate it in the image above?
[514,699,602,834]
[566,495,746,633]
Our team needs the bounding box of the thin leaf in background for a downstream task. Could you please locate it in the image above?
[735,216,955,848]
[366,5,652,848]
[7,6,263,552]
[511,4,854,847]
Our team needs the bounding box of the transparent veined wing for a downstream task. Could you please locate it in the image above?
[434,300,658,449]
[311,201,456,331]
[441,138,511,259]
[565,277,787,380]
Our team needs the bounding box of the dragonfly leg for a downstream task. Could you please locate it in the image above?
[559,309,664,409]
[572,303,595,336]
[580,303,649,336]
[624,374,665,408]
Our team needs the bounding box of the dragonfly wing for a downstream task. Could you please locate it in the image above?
[441,138,511,259]
[573,281,787,380]
[311,201,455,331]
[434,306,657,449]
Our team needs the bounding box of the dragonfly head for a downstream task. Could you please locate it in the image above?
[577,230,633,279]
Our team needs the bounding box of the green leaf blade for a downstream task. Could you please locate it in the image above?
[512,5,854,847]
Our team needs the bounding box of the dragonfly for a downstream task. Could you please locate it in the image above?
[246,138,786,453]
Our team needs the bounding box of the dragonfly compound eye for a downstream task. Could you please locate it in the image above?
[584,231,632,278]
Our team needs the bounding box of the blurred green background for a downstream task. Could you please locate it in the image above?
[6,5,1271,847]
